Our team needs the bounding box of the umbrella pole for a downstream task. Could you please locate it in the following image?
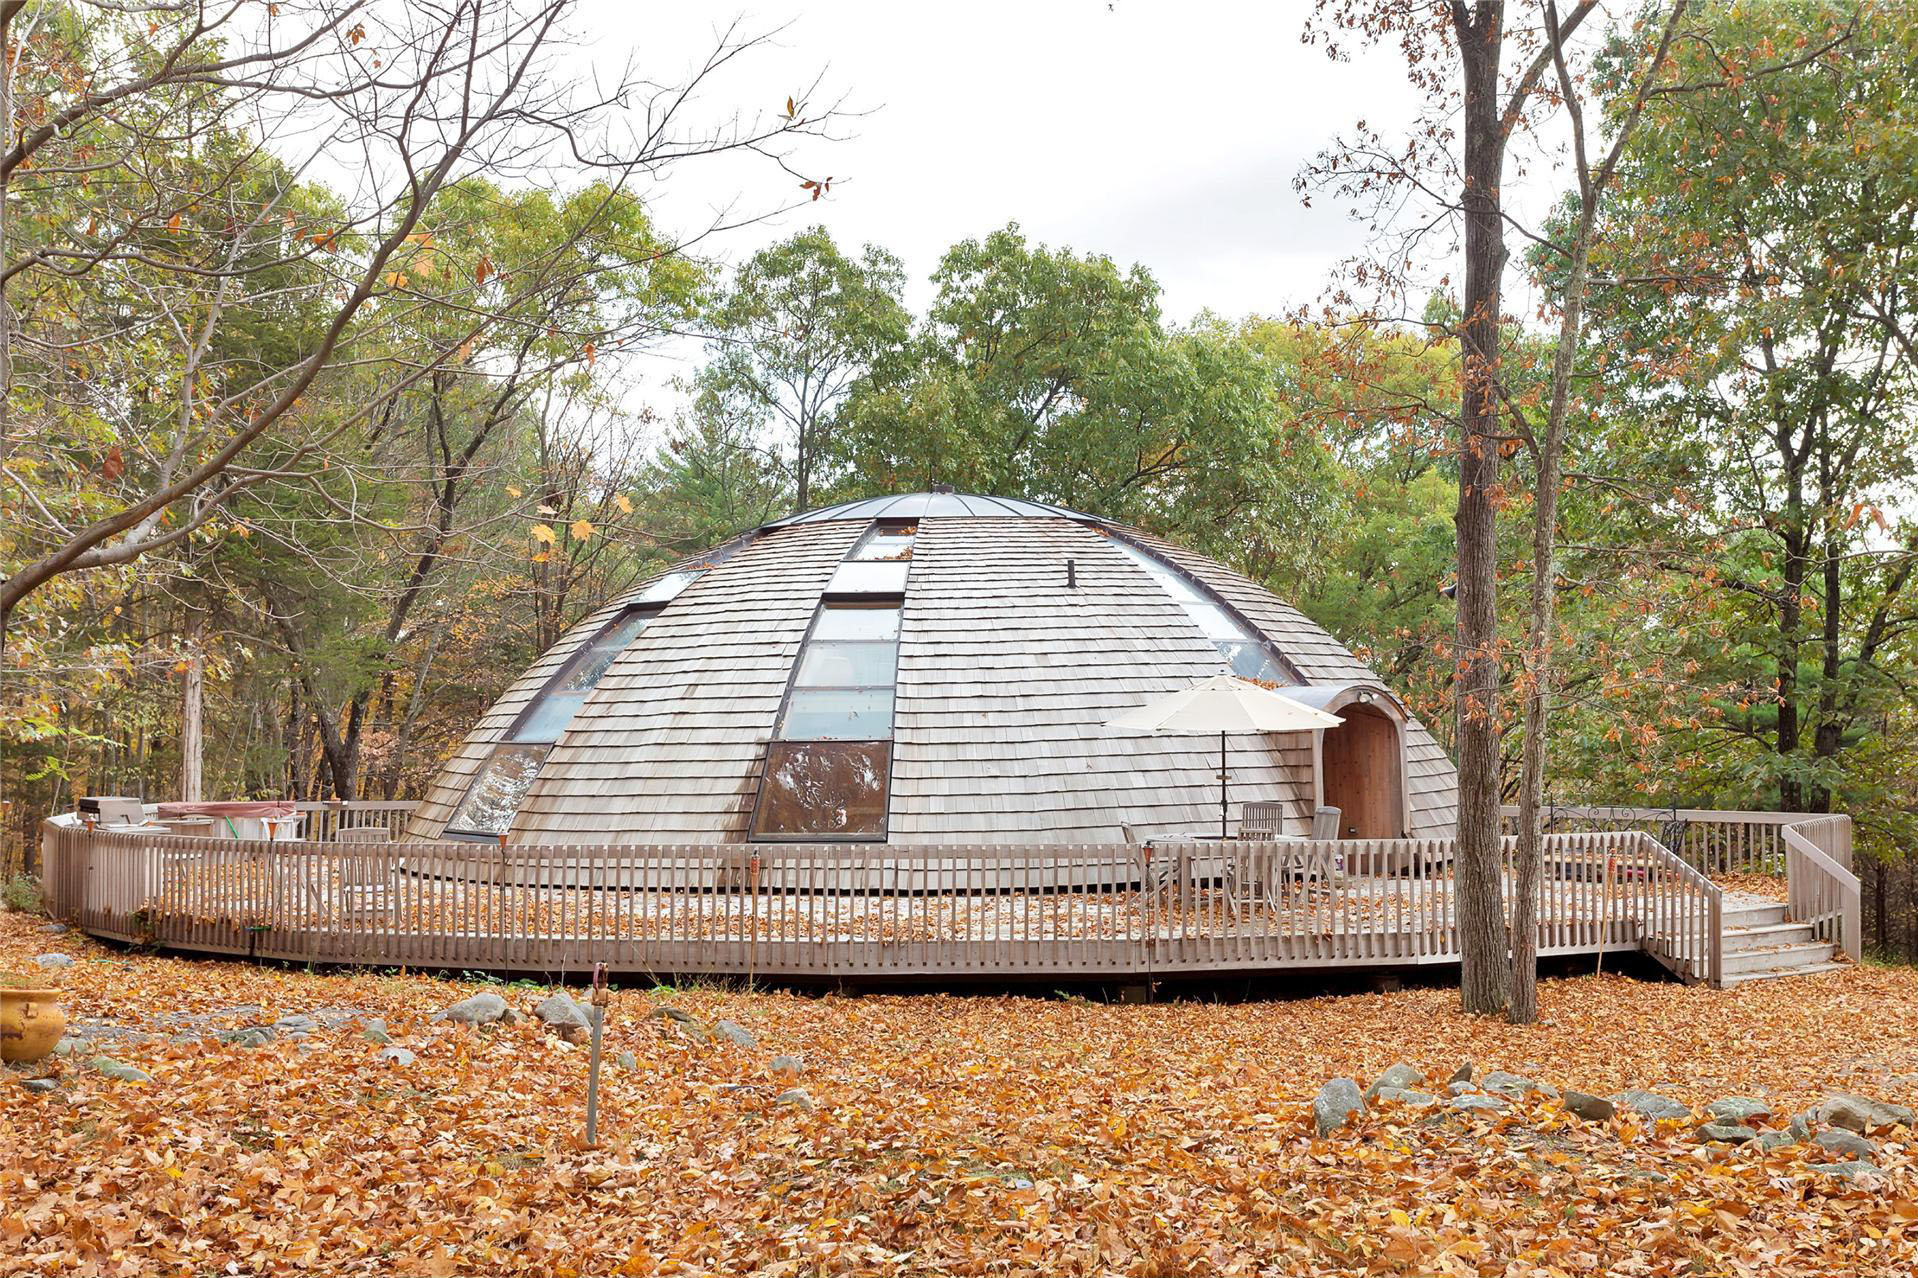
[1220,729,1228,839]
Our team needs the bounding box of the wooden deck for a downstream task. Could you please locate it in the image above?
[36,806,1853,987]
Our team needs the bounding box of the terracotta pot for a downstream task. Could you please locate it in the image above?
[1,986,67,1064]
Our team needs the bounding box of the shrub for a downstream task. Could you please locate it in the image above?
[2,873,44,915]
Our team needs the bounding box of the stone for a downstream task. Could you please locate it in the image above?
[534,991,594,1036]
[1364,1063,1425,1103]
[1449,1094,1509,1113]
[1609,1090,1690,1121]
[1695,1122,1759,1144]
[648,1005,700,1024]
[774,1087,813,1110]
[714,1019,757,1049]
[1707,1098,1772,1124]
[437,992,508,1025]
[91,1056,151,1083]
[272,1014,319,1037]
[377,1046,416,1067]
[1811,1093,1913,1134]
[1757,1131,1798,1152]
[1446,1081,1480,1097]
[31,953,75,969]
[1788,1112,1814,1141]
[1482,1071,1556,1100]
[1448,1062,1472,1084]
[1312,1078,1366,1136]
[617,1051,638,1071]
[363,1019,392,1045]
[1563,1091,1616,1122]
[52,1037,80,1058]
[19,1078,58,1094]
[216,1027,275,1048]
[1812,1160,1883,1182]
[1374,1086,1438,1108]
[770,1054,804,1079]
[39,923,68,934]
[1811,1129,1876,1160]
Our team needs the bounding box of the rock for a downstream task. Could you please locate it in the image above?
[19,1078,58,1094]
[377,1046,416,1067]
[534,991,591,1027]
[648,1005,700,1024]
[1789,1112,1814,1141]
[1707,1098,1772,1124]
[1563,1091,1616,1122]
[770,1054,804,1079]
[1449,1094,1509,1113]
[39,923,67,934]
[1811,1093,1913,1134]
[437,992,508,1025]
[1757,1131,1798,1152]
[1812,1160,1883,1182]
[52,1037,80,1058]
[617,1051,638,1071]
[714,1019,757,1049]
[1448,1062,1472,1084]
[1609,1090,1690,1121]
[1695,1122,1759,1144]
[272,1014,319,1037]
[1364,1063,1425,1103]
[363,1019,392,1045]
[216,1027,275,1048]
[499,1008,524,1026]
[1811,1129,1876,1160]
[1446,1081,1480,1097]
[1483,1071,1556,1100]
[1374,1086,1438,1108]
[91,1056,150,1083]
[774,1087,813,1110]
[1312,1078,1366,1136]
[31,953,75,970]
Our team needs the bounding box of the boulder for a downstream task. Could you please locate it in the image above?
[1707,1098,1772,1124]
[1757,1131,1798,1152]
[1449,1094,1508,1113]
[91,1056,151,1083]
[1446,1081,1480,1097]
[1364,1063,1425,1103]
[1811,1129,1877,1160]
[714,1019,757,1049]
[1695,1122,1759,1144]
[1563,1091,1616,1122]
[272,1013,319,1037]
[19,1077,57,1094]
[437,992,508,1025]
[1788,1112,1814,1141]
[770,1054,804,1079]
[1312,1078,1366,1136]
[774,1087,814,1110]
[1609,1090,1690,1121]
[363,1019,392,1045]
[648,1005,700,1025]
[377,1046,416,1067]
[31,953,75,970]
[1483,1071,1556,1100]
[534,992,593,1043]
[1811,1094,1913,1134]
[1374,1086,1437,1108]
[1448,1062,1473,1084]
[1812,1160,1883,1182]
[38,923,67,934]
[216,1027,275,1049]
[616,1051,638,1071]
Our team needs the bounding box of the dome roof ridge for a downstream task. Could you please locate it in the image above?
[760,490,1106,528]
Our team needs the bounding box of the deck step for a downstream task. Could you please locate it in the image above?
[1722,921,1817,952]
[1719,960,1850,988]
[1720,941,1837,976]
[1722,902,1789,929]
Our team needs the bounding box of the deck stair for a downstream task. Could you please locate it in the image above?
[1715,898,1847,986]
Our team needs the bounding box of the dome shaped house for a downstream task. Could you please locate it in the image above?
[408,492,1458,849]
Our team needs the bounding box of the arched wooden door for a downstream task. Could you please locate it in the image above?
[1320,703,1404,839]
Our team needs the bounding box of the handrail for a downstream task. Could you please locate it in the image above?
[39,816,1729,982]
[1780,815,1861,961]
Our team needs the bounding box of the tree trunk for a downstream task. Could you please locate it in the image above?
[180,614,205,802]
[1452,1,1510,1015]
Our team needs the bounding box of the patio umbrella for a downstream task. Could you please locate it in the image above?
[1106,674,1344,838]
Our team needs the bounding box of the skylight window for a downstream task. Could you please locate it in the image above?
[752,599,902,840]
[1107,535,1295,684]
[828,522,917,595]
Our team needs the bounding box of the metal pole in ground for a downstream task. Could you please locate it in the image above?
[585,961,608,1147]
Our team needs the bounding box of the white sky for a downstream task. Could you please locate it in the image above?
[576,0,1431,401]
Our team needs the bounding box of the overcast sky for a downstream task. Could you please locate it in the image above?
[577,0,1431,400]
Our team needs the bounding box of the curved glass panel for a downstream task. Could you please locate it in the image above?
[1107,534,1296,684]
[445,743,552,837]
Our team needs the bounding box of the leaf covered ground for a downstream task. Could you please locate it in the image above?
[2,910,1914,1277]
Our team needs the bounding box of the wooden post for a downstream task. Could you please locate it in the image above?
[180,615,204,803]
[585,962,608,1148]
